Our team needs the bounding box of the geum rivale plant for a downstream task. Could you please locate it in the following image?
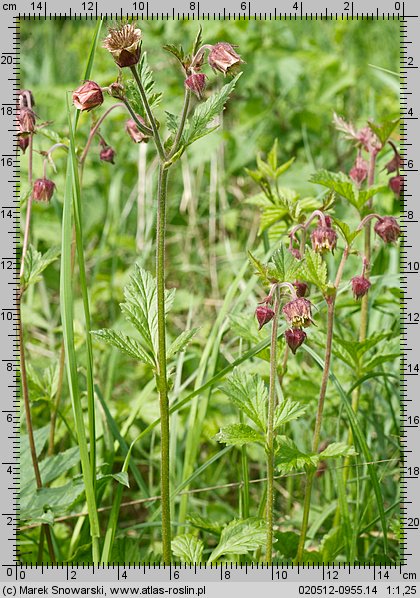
[75,23,244,563]
[215,117,400,562]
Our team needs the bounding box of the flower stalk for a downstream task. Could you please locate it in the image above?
[295,246,349,562]
[265,287,280,564]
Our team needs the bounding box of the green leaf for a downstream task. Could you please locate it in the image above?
[184,73,242,146]
[220,370,268,432]
[191,25,203,56]
[162,44,187,67]
[300,248,327,292]
[310,170,360,210]
[248,250,275,285]
[112,471,130,488]
[172,534,203,564]
[92,329,155,367]
[121,264,174,362]
[276,156,295,178]
[138,52,162,109]
[208,518,266,563]
[186,514,223,536]
[275,436,319,473]
[20,479,85,522]
[358,184,389,208]
[165,111,179,134]
[368,118,400,146]
[214,423,264,447]
[362,352,399,372]
[167,328,199,360]
[332,217,361,246]
[319,442,356,459]
[269,244,302,283]
[274,398,306,430]
[21,245,60,289]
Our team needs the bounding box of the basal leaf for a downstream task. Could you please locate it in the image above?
[167,328,199,360]
[214,423,264,447]
[220,370,268,432]
[172,534,204,564]
[274,398,306,430]
[92,329,155,367]
[208,518,266,563]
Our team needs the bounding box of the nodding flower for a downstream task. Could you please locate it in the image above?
[285,328,307,354]
[33,178,55,203]
[310,216,338,254]
[255,305,275,330]
[208,42,243,76]
[282,297,313,329]
[72,81,104,112]
[351,275,371,300]
[374,216,400,243]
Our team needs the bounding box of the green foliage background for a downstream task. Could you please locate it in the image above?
[19,18,400,563]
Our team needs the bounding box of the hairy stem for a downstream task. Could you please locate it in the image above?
[156,165,171,563]
[130,65,166,161]
[265,289,280,564]
[295,247,349,562]
[358,152,377,344]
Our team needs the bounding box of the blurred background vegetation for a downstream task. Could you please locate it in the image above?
[19,18,400,563]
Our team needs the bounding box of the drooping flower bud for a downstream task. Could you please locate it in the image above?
[208,42,243,76]
[285,328,307,354]
[72,81,104,112]
[103,23,142,68]
[18,107,36,135]
[108,82,125,100]
[389,175,403,197]
[351,275,371,300]
[255,305,275,330]
[349,154,368,186]
[374,216,400,243]
[293,280,308,298]
[100,146,116,164]
[185,73,207,100]
[33,178,55,203]
[125,116,150,144]
[282,297,313,329]
[385,151,401,174]
[18,135,29,153]
[311,217,338,254]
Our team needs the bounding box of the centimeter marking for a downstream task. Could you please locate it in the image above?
[0,0,416,579]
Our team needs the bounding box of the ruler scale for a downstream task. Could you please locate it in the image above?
[0,0,418,592]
